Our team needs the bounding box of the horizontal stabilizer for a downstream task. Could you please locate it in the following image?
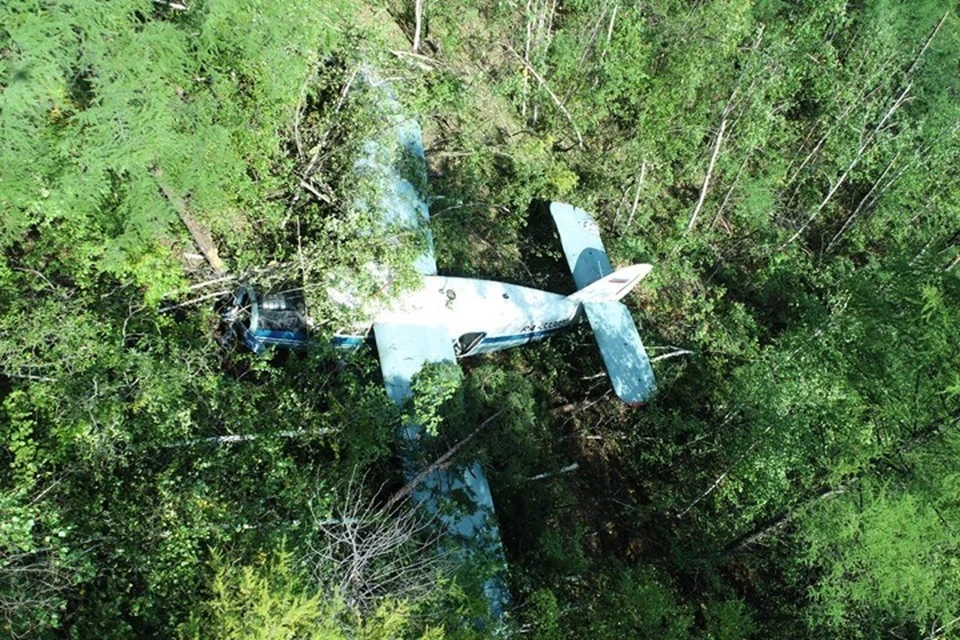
[568,264,652,304]
[583,302,657,404]
[550,202,612,289]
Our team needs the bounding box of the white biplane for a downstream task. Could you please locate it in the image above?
[224,72,656,619]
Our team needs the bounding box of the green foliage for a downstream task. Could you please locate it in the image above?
[406,361,463,436]
[0,486,88,638]
[180,547,445,640]
[568,565,695,640]
[525,588,563,640]
[2,0,960,637]
[180,548,334,640]
[800,476,960,636]
[703,598,756,640]
[0,0,350,298]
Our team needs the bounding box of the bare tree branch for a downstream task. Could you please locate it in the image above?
[824,151,900,253]
[687,118,728,234]
[650,349,694,363]
[782,84,912,248]
[527,462,579,481]
[386,409,505,511]
[303,472,449,612]
[627,161,646,229]
[158,289,232,313]
[153,168,228,275]
[906,11,949,78]
[412,0,424,53]
[505,44,584,149]
[153,0,188,10]
[711,152,750,231]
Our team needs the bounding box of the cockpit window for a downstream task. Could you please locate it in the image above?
[455,332,485,357]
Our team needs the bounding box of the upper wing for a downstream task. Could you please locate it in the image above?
[372,322,510,616]
[355,70,437,276]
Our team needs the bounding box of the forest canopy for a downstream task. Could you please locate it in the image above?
[1,0,959,638]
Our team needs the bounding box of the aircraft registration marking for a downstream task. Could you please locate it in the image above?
[518,319,567,334]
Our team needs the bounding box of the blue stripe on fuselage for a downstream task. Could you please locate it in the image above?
[331,325,567,352]
[252,329,310,344]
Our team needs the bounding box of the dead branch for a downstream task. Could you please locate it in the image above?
[825,151,900,253]
[906,11,949,78]
[158,289,232,313]
[615,162,646,227]
[2,372,55,383]
[677,420,775,518]
[604,2,618,49]
[831,118,960,254]
[576,3,610,69]
[303,472,448,612]
[527,462,579,481]
[711,152,750,231]
[303,68,359,181]
[650,349,694,363]
[677,471,730,519]
[159,274,238,302]
[727,413,960,552]
[782,83,912,248]
[386,409,506,511]
[727,485,850,551]
[299,179,333,203]
[521,0,533,119]
[782,57,898,202]
[627,161,646,229]
[388,49,437,72]
[153,168,227,275]
[783,14,948,248]
[153,0,188,10]
[163,428,338,448]
[1,487,76,639]
[412,0,424,53]
[932,615,960,640]
[687,117,728,234]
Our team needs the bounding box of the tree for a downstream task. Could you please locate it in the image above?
[180,547,446,640]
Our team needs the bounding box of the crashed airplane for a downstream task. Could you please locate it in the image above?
[220,70,657,620]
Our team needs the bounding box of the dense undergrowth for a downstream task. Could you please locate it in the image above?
[2,0,959,638]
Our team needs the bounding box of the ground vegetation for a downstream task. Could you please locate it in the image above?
[1,0,959,638]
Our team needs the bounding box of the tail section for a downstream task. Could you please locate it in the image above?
[550,202,613,289]
[550,202,658,404]
[567,264,652,303]
[583,302,657,404]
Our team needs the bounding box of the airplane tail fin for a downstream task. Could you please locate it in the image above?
[550,202,657,404]
[567,264,652,304]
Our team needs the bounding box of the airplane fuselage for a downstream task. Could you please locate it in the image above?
[335,276,582,357]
